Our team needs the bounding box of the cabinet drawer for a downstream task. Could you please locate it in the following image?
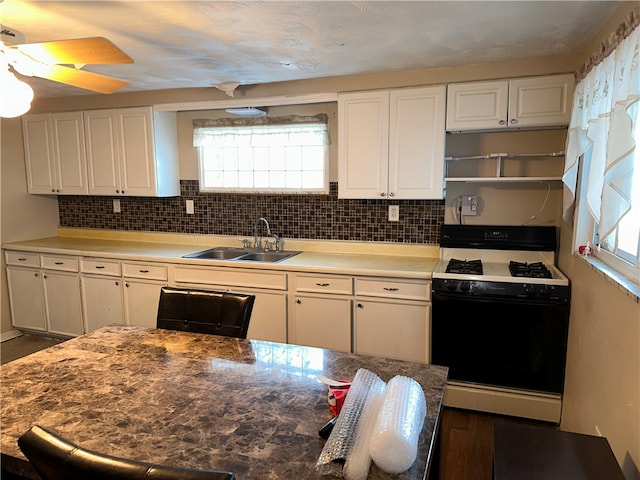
[294,274,353,295]
[355,277,430,301]
[5,251,40,267]
[80,258,121,276]
[123,262,167,280]
[41,255,78,272]
[174,266,287,290]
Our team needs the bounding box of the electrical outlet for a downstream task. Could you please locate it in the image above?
[185,199,194,215]
[461,195,478,216]
[388,205,400,222]
[113,199,121,213]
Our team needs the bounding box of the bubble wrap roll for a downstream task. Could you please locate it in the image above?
[369,375,426,474]
[316,368,386,477]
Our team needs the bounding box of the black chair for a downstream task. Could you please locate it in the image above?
[18,425,235,480]
[156,287,255,339]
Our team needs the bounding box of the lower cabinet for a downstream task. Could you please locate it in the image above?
[81,274,125,332]
[172,265,288,343]
[5,252,83,336]
[123,279,165,329]
[292,294,352,352]
[354,298,430,363]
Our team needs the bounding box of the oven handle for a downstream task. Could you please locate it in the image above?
[432,290,569,306]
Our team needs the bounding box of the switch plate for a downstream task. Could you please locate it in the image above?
[388,205,400,222]
[185,199,194,214]
[461,195,478,216]
[113,199,121,213]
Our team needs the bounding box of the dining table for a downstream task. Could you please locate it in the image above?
[1,326,448,479]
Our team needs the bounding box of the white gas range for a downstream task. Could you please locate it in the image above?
[431,225,571,423]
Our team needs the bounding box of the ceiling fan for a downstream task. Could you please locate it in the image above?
[1,26,133,117]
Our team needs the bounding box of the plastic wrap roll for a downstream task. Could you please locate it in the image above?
[316,368,385,477]
[369,375,426,474]
[343,380,385,480]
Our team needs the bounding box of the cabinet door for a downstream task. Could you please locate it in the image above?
[292,295,351,352]
[247,290,288,344]
[43,271,83,336]
[446,81,509,131]
[6,267,47,331]
[354,298,429,363]
[51,112,87,194]
[81,275,124,332]
[117,107,157,196]
[123,279,164,328]
[338,91,389,199]
[84,109,121,195]
[389,86,446,199]
[508,74,574,128]
[22,114,56,194]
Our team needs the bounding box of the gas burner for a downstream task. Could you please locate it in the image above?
[509,261,552,279]
[446,258,483,275]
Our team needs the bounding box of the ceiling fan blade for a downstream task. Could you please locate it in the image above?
[14,37,133,65]
[32,63,128,94]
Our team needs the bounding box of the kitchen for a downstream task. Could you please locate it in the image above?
[1,1,639,479]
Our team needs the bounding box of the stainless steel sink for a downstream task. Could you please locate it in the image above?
[183,247,300,263]
[235,251,301,263]
[182,247,247,260]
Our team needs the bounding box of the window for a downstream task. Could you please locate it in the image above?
[563,26,639,283]
[193,115,329,193]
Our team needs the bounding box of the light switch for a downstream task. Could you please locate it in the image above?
[186,199,194,214]
[113,199,121,213]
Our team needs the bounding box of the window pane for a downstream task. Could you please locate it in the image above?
[270,171,286,188]
[302,170,324,189]
[286,171,302,188]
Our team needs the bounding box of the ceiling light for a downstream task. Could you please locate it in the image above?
[224,107,267,117]
[0,64,33,118]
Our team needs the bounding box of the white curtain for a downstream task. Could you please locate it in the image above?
[562,26,640,241]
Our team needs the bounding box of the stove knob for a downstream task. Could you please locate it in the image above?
[459,281,471,292]
[445,280,457,291]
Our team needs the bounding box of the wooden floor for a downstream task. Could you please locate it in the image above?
[437,407,556,480]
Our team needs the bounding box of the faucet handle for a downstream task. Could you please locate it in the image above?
[238,238,251,249]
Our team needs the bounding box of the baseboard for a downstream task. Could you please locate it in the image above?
[1,330,23,343]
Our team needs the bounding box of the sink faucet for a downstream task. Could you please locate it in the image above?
[253,217,282,251]
[253,217,272,249]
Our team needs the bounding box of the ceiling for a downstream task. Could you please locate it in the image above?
[0,1,623,99]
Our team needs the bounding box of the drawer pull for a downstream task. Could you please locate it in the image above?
[95,265,106,269]
[139,269,150,273]
[18,257,27,261]
[54,262,64,265]
[296,299,302,304]
[383,287,399,292]
[357,303,364,308]
[316,282,330,287]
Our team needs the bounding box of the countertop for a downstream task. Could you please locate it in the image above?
[0,326,449,480]
[3,234,439,279]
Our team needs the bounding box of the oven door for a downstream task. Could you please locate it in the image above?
[431,290,570,394]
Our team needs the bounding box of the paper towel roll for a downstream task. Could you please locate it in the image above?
[369,375,426,474]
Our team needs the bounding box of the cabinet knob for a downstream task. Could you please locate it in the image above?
[357,303,364,309]
[388,192,394,197]
[116,190,120,194]
[125,283,129,288]
[115,281,119,286]
[380,192,386,197]
[56,189,60,193]
[510,118,518,124]
[51,189,55,193]
[296,299,302,304]
[43,274,47,279]
[34,272,39,277]
[499,119,506,125]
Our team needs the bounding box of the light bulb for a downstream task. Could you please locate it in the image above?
[0,67,34,118]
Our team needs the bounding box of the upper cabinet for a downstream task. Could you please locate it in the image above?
[84,106,180,196]
[338,85,446,199]
[22,112,88,195]
[446,74,575,132]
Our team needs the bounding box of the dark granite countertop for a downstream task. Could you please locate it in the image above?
[1,326,448,480]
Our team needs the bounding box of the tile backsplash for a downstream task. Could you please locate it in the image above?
[58,181,444,244]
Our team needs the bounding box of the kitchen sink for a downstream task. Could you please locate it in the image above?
[234,251,301,263]
[182,247,300,263]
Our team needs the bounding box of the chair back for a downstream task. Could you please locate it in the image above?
[157,287,255,338]
[18,425,235,480]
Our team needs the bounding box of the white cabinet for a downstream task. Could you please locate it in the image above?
[80,258,124,332]
[446,74,574,131]
[122,262,167,328]
[172,265,288,343]
[353,277,430,363]
[5,252,83,336]
[290,273,353,352]
[338,86,446,199]
[84,106,179,197]
[22,112,87,195]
